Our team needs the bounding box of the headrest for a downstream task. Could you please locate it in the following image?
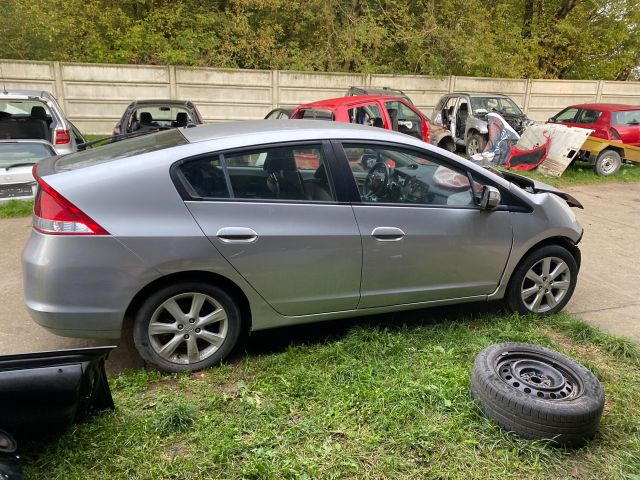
[31,106,47,119]
[314,163,327,181]
[176,112,188,125]
[140,112,153,124]
[264,151,296,173]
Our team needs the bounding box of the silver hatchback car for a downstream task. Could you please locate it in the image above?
[23,121,583,372]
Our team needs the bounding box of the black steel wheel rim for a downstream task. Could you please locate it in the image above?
[495,350,582,400]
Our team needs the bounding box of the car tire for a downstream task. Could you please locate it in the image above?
[439,138,456,153]
[593,149,621,176]
[466,133,486,156]
[506,245,577,315]
[133,282,241,373]
[471,342,604,447]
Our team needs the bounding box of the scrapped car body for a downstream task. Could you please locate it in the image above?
[23,121,583,372]
[346,86,414,104]
[432,93,532,156]
[548,103,640,175]
[0,140,56,203]
[113,99,203,136]
[0,90,85,154]
[291,95,432,144]
[265,108,294,120]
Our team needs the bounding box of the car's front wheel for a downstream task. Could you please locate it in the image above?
[466,133,487,156]
[506,245,578,315]
[133,283,241,372]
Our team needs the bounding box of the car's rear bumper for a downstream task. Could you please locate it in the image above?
[22,230,159,338]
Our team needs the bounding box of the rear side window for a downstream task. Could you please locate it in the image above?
[554,108,578,122]
[575,109,602,124]
[612,110,640,126]
[55,129,188,171]
[177,156,229,199]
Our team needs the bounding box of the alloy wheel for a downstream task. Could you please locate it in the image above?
[520,256,571,313]
[148,292,228,365]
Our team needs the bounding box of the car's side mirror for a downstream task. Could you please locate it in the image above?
[480,186,501,210]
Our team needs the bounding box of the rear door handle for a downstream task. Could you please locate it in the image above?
[216,227,258,243]
[371,226,405,241]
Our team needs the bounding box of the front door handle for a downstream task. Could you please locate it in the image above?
[371,226,405,241]
[216,227,258,243]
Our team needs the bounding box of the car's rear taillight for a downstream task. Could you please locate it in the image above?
[609,128,622,141]
[32,166,108,235]
[55,129,71,145]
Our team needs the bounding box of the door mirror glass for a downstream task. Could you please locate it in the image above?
[480,186,501,210]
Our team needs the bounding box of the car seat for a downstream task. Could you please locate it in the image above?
[264,151,308,200]
[303,163,333,201]
[173,112,189,127]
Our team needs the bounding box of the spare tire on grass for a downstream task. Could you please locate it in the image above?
[471,343,604,447]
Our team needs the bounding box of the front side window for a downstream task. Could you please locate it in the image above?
[342,143,485,207]
[612,110,640,126]
[385,101,422,139]
[554,108,579,123]
[224,144,334,201]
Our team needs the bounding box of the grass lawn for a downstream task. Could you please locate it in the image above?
[0,199,33,218]
[22,308,640,479]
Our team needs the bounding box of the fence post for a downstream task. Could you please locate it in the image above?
[523,78,532,114]
[272,70,280,109]
[448,75,456,93]
[169,65,177,100]
[52,61,66,109]
[595,80,604,102]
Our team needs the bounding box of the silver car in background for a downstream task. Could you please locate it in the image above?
[22,121,583,372]
[0,140,56,203]
[0,90,85,155]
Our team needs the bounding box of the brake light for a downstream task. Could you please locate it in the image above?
[55,129,71,145]
[609,128,621,141]
[32,168,108,235]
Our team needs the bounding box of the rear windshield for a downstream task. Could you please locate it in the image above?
[295,109,335,120]
[0,143,54,168]
[55,129,188,171]
[0,99,51,118]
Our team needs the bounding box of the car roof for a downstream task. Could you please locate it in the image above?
[0,90,53,99]
[565,103,640,112]
[128,99,194,107]
[180,119,419,144]
[297,95,404,109]
[449,92,512,98]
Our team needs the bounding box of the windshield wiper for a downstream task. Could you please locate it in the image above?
[3,162,36,170]
[77,127,172,151]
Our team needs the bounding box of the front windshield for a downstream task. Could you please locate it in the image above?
[0,143,53,168]
[471,97,523,116]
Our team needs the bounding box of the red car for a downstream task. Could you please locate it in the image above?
[548,103,640,146]
[291,95,431,144]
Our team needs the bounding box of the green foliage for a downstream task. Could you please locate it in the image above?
[0,199,33,218]
[2,0,640,80]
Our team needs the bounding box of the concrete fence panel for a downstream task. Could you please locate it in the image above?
[1,59,639,134]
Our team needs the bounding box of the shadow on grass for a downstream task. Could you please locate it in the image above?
[235,301,505,359]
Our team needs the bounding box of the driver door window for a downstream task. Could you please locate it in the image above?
[343,144,485,207]
[384,101,422,140]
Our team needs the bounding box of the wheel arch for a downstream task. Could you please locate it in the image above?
[123,271,253,337]
[516,235,581,272]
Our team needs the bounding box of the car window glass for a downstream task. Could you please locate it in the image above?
[132,106,192,128]
[347,103,384,127]
[0,100,51,118]
[555,108,578,122]
[612,110,640,126]
[224,144,335,202]
[471,97,522,115]
[178,156,229,199]
[0,143,54,168]
[296,109,334,120]
[385,101,422,139]
[575,109,602,124]
[342,143,486,207]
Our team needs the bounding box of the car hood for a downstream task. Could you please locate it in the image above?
[486,167,583,208]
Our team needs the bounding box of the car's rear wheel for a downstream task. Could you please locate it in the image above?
[466,133,486,156]
[133,283,241,372]
[593,149,621,176]
[506,245,577,315]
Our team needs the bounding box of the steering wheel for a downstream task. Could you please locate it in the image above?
[364,161,390,199]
